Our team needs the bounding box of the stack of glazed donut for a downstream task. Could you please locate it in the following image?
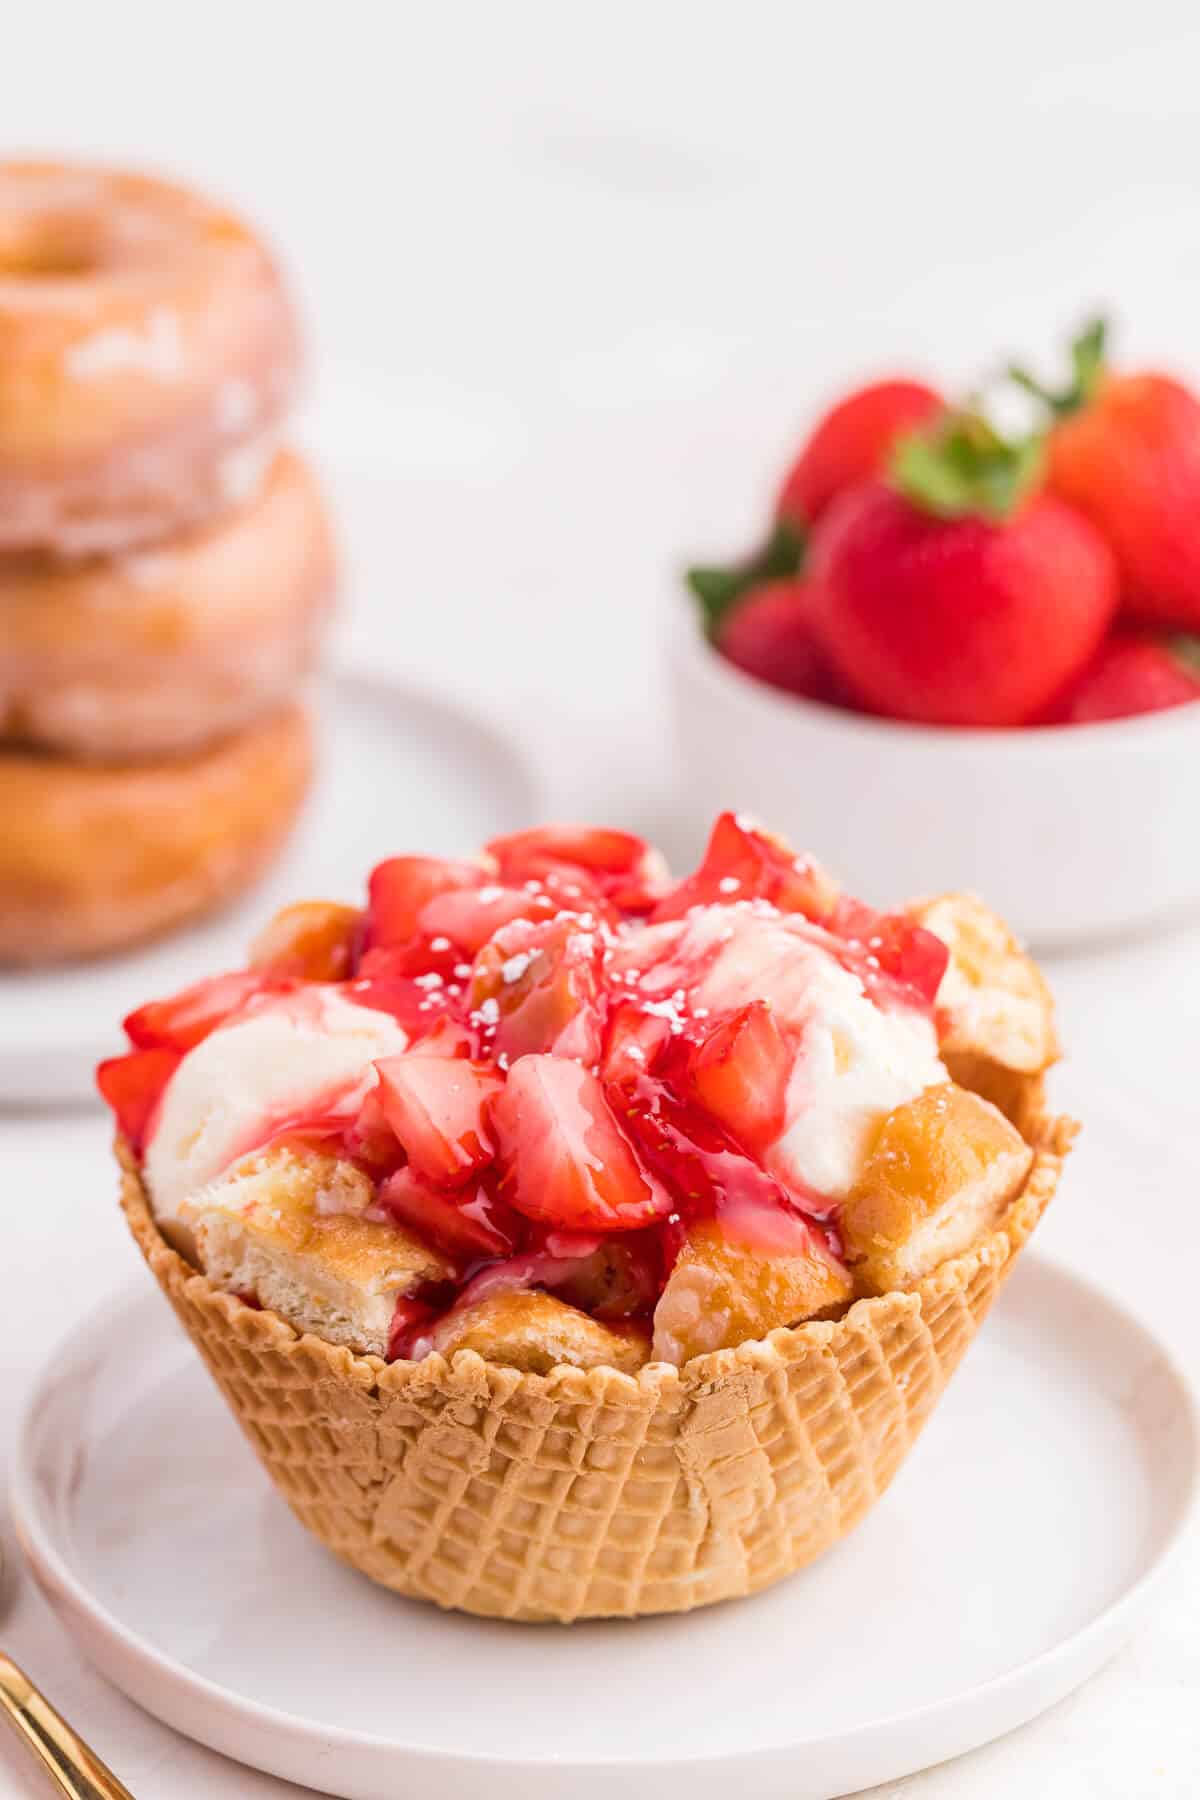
[0,161,334,964]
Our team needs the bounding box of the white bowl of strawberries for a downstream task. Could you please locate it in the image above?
[670,323,1200,948]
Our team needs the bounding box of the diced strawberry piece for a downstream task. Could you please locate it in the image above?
[123,971,284,1052]
[375,1054,503,1185]
[96,1048,181,1152]
[364,856,486,949]
[830,900,949,1012]
[420,883,558,955]
[492,1055,672,1231]
[342,1087,403,1175]
[378,1166,521,1264]
[601,1002,673,1089]
[469,916,605,1062]
[486,826,668,914]
[687,1001,790,1152]
[651,813,838,924]
[249,901,362,981]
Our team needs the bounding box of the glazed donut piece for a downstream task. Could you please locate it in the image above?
[0,703,311,963]
[190,1147,451,1359]
[911,891,1059,1133]
[0,162,300,554]
[840,1083,1034,1295]
[0,451,334,760]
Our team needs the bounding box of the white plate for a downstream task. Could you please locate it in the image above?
[0,669,539,1106]
[11,1257,1196,1800]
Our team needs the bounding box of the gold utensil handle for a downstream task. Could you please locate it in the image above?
[0,1655,135,1799]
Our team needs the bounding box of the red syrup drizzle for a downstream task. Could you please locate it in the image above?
[97,817,944,1359]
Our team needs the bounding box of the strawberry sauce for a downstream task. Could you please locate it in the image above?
[99,816,944,1357]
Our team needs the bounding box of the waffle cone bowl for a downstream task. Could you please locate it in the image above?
[117,1108,1074,1624]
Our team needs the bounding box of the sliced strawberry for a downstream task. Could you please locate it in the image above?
[419,883,559,955]
[375,1054,503,1185]
[602,1001,673,1090]
[249,901,362,981]
[830,900,948,1012]
[364,856,486,950]
[342,1087,403,1175]
[486,826,668,914]
[651,812,838,924]
[469,916,605,1062]
[618,1071,821,1232]
[377,1165,521,1263]
[96,1048,181,1152]
[123,971,284,1052]
[492,1055,672,1231]
[687,1001,791,1152]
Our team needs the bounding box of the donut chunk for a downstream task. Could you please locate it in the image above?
[840,1084,1033,1296]
[190,1147,451,1359]
[0,451,334,760]
[651,1219,853,1366]
[0,161,300,554]
[426,1291,652,1375]
[911,891,1058,1130]
[0,703,312,963]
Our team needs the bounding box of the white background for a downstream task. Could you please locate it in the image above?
[3,3,1200,1795]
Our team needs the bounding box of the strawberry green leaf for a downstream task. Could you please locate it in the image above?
[891,410,1046,523]
[1009,316,1109,419]
[686,519,805,638]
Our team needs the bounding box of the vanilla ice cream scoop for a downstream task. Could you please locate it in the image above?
[145,987,407,1244]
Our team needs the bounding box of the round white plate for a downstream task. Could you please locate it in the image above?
[12,1257,1197,1800]
[0,669,539,1107]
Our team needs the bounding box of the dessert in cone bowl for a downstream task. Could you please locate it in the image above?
[101,816,1074,1623]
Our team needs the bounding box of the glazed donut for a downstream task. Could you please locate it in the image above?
[0,162,301,555]
[0,703,311,963]
[0,451,334,760]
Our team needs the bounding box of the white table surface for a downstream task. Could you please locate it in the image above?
[4,2,1200,1790]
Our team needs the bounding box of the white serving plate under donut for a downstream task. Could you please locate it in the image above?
[0,667,539,1106]
[11,1254,1197,1800]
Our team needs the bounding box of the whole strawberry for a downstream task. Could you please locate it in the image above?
[687,376,944,643]
[1013,319,1200,628]
[809,413,1120,727]
[776,378,944,527]
[715,578,846,705]
[1042,633,1200,724]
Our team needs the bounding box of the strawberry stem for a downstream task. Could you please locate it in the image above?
[890,410,1045,523]
[686,519,805,638]
[1009,316,1108,419]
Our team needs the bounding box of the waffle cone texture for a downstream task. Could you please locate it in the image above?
[118,1114,1073,1623]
